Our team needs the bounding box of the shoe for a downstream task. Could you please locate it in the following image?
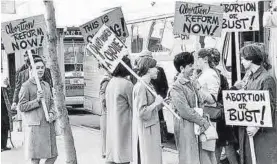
[1,147,11,152]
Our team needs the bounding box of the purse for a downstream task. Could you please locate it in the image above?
[203,103,223,121]
[200,116,218,142]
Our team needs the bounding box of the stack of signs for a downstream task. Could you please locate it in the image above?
[86,24,128,73]
[223,90,272,127]
[173,2,223,37]
[222,1,259,32]
[1,15,46,54]
[80,7,128,44]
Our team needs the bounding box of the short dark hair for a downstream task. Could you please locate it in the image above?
[207,48,220,67]
[173,52,194,73]
[112,56,132,77]
[137,57,157,76]
[29,57,45,69]
[240,44,263,65]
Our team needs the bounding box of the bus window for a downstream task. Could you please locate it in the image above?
[148,19,170,52]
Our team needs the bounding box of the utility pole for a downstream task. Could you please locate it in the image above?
[43,1,77,163]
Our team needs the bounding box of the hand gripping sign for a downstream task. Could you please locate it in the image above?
[86,24,180,120]
[223,90,272,164]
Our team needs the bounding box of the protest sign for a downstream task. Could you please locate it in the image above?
[221,1,259,32]
[80,7,128,44]
[173,2,223,37]
[223,90,272,127]
[86,24,128,73]
[1,15,46,54]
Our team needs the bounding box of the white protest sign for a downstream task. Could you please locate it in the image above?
[1,15,46,54]
[223,90,272,127]
[173,2,223,37]
[221,1,259,32]
[86,24,128,73]
[80,7,128,44]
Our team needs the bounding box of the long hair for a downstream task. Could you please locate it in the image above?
[136,57,157,77]
[240,44,264,66]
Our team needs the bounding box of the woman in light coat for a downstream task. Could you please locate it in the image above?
[18,58,57,164]
[169,52,213,164]
[105,56,134,164]
[132,57,164,164]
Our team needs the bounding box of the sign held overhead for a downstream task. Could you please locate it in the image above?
[80,7,128,44]
[173,2,223,37]
[86,24,128,73]
[1,15,46,54]
[223,90,272,127]
[221,1,259,32]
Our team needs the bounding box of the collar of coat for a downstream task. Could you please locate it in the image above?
[29,77,46,86]
[251,66,266,80]
[178,77,190,85]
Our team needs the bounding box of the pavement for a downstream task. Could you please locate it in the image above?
[1,113,178,164]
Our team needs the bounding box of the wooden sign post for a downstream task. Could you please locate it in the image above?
[85,24,180,120]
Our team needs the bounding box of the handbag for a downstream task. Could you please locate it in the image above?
[203,103,223,121]
[200,116,218,142]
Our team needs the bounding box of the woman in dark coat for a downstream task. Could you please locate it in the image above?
[238,44,277,164]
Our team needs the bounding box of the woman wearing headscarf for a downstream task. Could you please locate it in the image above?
[105,56,134,164]
[132,56,164,164]
[18,58,57,164]
[238,44,277,164]
[169,52,214,164]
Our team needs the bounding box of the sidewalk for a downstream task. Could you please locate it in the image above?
[2,117,178,164]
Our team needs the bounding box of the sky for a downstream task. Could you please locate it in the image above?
[1,0,267,27]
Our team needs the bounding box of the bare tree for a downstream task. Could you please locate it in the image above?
[43,0,77,163]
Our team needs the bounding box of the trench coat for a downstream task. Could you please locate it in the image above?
[238,66,277,164]
[18,77,57,159]
[132,81,162,164]
[105,77,133,163]
[170,77,214,164]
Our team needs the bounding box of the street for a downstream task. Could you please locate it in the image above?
[1,109,178,164]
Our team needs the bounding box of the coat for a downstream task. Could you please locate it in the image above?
[170,77,213,164]
[18,77,57,159]
[238,66,277,164]
[13,68,53,104]
[105,77,133,163]
[132,82,162,164]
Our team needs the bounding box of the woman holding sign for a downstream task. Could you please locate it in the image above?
[238,44,277,164]
[18,58,57,164]
[132,57,164,164]
[105,56,134,164]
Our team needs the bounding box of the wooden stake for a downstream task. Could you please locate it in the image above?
[119,60,181,120]
[235,32,241,81]
[249,136,257,164]
[27,50,49,122]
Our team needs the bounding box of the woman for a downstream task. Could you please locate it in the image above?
[105,56,134,164]
[132,57,164,164]
[238,44,277,164]
[207,48,239,164]
[195,48,221,164]
[169,52,213,164]
[18,58,57,164]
